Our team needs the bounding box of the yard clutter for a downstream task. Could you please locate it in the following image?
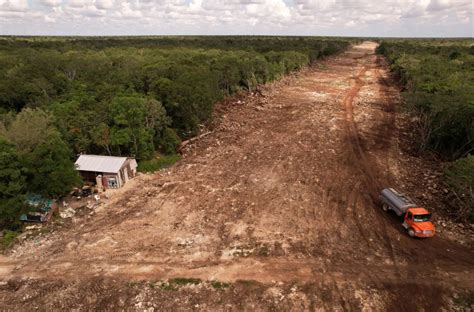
[75,155,137,190]
[20,195,57,223]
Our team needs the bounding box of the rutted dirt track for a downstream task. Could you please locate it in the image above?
[1,42,473,310]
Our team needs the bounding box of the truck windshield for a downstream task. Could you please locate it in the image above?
[413,214,431,222]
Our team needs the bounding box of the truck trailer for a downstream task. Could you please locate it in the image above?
[379,188,435,238]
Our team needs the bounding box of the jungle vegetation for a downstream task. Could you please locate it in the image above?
[377,39,474,222]
[0,36,353,230]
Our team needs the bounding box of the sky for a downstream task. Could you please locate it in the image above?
[0,0,472,37]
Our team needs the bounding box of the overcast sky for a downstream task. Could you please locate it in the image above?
[0,0,472,37]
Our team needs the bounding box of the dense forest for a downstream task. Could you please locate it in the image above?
[377,39,474,222]
[0,36,353,231]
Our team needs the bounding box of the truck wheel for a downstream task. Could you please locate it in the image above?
[408,228,416,237]
[382,203,389,212]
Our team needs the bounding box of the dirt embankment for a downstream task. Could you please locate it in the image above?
[1,42,473,311]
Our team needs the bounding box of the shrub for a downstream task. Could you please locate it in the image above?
[445,155,474,222]
[1,230,19,249]
[211,281,231,290]
[157,128,181,154]
[169,277,201,285]
[137,154,181,173]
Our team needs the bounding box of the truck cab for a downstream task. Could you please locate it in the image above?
[402,207,435,238]
[380,188,436,238]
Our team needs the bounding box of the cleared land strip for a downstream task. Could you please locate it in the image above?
[1,42,473,310]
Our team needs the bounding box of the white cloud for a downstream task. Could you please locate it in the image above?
[40,0,63,7]
[0,0,29,12]
[427,0,451,11]
[399,0,430,18]
[68,0,92,8]
[294,0,336,11]
[95,0,114,9]
[0,0,471,36]
[119,1,142,17]
[44,14,56,21]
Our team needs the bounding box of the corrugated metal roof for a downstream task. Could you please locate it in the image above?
[75,155,128,173]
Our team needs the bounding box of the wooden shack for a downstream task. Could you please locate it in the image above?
[75,155,137,189]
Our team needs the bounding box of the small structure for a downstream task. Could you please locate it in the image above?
[75,155,137,189]
[20,195,57,223]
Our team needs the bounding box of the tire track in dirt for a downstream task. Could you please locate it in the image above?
[338,46,474,308]
[340,55,401,278]
[3,257,472,290]
[342,65,381,194]
[368,55,473,303]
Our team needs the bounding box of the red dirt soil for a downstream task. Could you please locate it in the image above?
[1,42,473,311]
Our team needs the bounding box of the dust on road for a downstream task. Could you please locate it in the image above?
[1,42,473,311]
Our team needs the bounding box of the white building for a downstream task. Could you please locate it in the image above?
[75,155,138,189]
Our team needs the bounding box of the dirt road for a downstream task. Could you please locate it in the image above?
[1,42,473,310]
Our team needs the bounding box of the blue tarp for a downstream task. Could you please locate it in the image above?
[20,195,54,222]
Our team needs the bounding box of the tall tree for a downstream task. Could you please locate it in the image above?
[2,108,81,197]
[110,95,155,159]
[0,138,27,230]
[22,132,82,197]
[4,108,56,153]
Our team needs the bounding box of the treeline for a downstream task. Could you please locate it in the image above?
[0,36,352,59]
[376,39,474,222]
[0,36,353,230]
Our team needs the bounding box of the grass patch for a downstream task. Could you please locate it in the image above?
[127,280,140,288]
[170,277,202,286]
[236,279,259,287]
[445,155,474,223]
[159,282,177,291]
[39,226,52,235]
[137,154,181,173]
[1,230,19,250]
[317,64,329,70]
[211,281,231,290]
[258,244,270,256]
[453,291,474,308]
[158,278,201,291]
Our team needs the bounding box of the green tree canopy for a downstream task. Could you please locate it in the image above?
[1,108,81,197]
[0,138,27,230]
[22,132,82,197]
[3,108,56,153]
[109,95,170,159]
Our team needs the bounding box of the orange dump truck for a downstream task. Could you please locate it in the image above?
[380,188,435,238]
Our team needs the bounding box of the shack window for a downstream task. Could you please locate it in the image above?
[108,177,118,188]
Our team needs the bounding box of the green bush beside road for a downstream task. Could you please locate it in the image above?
[377,39,474,222]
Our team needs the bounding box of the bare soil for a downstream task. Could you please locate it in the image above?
[1,42,473,311]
